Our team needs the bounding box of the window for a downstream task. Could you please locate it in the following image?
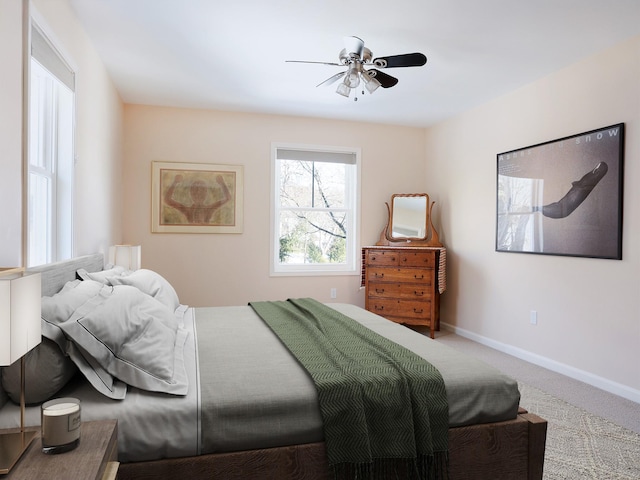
[27,24,75,267]
[271,144,360,275]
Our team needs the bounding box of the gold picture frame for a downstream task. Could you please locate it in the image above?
[151,161,243,233]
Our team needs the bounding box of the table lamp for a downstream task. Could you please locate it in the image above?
[108,245,142,270]
[0,270,42,474]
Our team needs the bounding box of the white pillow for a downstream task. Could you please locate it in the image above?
[42,279,103,322]
[41,280,127,399]
[77,266,129,283]
[78,268,180,311]
[109,269,180,311]
[52,284,188,396]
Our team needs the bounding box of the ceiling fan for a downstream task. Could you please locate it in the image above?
[287,36,427,100]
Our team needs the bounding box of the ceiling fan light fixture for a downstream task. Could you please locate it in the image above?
[344,64,360,88]
[362,71,381,93]
[336,81,351,97]
[291,36,425,100]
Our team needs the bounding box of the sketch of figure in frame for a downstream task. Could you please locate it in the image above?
[160,168,236,227]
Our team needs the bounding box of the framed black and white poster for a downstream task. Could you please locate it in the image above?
[496,123,624,259]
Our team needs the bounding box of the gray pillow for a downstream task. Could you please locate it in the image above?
[49,284,188,396]
[41,279,127,400]
[1,338,77,405]
[0,373,8,408]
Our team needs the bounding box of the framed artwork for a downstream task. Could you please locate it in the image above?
[151,161,243,233]
[496,123,624,259]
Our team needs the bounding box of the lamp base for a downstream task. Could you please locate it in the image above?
[0,430,38,474]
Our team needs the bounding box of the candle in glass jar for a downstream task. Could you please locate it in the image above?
[41,397,81,454]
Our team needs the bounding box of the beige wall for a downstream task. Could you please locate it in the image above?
[122,105,427,307]
[425,36,640,400]
[0,0,26,265]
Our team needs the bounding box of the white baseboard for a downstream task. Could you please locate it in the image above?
[441,322,640,405]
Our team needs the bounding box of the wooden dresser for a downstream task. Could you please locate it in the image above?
[362,246,442,338]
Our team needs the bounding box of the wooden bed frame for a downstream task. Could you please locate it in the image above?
[118,407,546,480]
[29,254,547,480]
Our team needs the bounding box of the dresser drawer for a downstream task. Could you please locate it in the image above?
[368,282,433,300]
[367,267,433,285]
[366,250,399,266]
[368,299,432,320]
[398,251,437,268]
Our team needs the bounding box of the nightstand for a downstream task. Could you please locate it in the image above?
[4,420,118,480]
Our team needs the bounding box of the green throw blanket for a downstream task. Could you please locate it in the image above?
[249,298,448,480]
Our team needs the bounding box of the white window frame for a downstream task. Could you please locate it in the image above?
[271,143,361,276]
[27,20,75,267]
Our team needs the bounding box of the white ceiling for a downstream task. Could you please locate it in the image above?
[68,0,640,128]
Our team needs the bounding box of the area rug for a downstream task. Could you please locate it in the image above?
[518,382,640,479]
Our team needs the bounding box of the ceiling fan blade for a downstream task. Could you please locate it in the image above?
[366,69,398,88]
[286,60,343,66]
[372,53,427,68]
[343,36,365,57]
[316,71,346,87]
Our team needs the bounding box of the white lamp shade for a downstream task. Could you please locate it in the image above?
[0,272,42,366]
[108,245,142,270]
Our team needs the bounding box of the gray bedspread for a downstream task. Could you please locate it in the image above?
[197,303,520,454]
[0,302,519,462]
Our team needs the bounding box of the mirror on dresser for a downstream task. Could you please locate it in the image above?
[377,193,442,247]
[390,194,427,239]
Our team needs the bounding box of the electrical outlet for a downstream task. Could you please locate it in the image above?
[330,288,337,299]
[530,310,538,325]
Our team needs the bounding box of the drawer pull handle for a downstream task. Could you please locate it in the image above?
[414,274,424,280]
[374,306,384,311]
[375,288,385,294]
[413,308,424,314]
[374,273,385,279]
[414,291,424,296]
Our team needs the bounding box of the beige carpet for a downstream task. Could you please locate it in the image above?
[519,382,640,479]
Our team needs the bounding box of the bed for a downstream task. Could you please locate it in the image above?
[0,254,546,479]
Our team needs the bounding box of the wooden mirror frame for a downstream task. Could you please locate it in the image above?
[376,193,442,247]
